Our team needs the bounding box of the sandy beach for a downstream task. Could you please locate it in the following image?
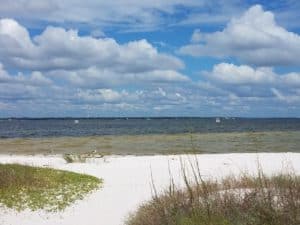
[0,153,299,225]
[1,1,300,224]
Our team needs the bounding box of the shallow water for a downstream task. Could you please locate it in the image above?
[0,131,299,155]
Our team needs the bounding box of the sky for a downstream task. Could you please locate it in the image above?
[0,0,300,117]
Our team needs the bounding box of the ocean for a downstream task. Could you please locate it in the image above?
[0,117,300,138]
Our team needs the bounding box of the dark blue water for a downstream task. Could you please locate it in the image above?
[0,118,300,138]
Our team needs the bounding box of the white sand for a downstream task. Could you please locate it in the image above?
[0,153,300,225]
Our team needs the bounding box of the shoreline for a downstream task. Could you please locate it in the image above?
[1,152,300,225]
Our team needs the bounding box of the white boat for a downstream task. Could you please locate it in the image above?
[74,119,79,124]
[215,117,221,123]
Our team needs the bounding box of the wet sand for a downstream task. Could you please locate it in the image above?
[0,131,299,155]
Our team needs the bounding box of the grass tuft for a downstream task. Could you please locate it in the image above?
[0,163,102,212]
[63,152,105,163]
[126,162,300,225]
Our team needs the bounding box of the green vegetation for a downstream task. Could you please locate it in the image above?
[0,164,102,212]
[127,166,300,225]
[63,153,86,163]
[63,151,104,163]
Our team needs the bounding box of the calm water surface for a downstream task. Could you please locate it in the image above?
[0,118,300,138]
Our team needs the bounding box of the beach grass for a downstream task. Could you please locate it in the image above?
[63,151,105,163]
[0,164,102,212]
[126,165,300,225]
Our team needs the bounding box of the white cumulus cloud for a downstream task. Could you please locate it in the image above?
[201,63,300,102]
[179,5,300,66]
[0,19,184,72]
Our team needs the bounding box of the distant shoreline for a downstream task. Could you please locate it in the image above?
[1,117,300,120]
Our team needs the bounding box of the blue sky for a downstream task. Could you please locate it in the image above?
[0,0,300,117]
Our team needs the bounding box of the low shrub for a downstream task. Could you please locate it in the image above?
[0,164,102,212]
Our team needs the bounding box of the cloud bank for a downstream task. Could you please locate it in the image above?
[0,4,300,117]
